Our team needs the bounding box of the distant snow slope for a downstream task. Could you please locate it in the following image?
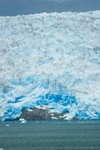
[0,11,100,121]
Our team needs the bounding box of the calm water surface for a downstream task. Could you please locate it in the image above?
[0,120,100,150]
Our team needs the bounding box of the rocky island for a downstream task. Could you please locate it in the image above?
[16,106,79,121]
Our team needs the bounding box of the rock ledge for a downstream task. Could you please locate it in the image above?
[19,106,70,120]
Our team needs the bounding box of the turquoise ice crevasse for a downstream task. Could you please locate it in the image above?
[2,75,78,121]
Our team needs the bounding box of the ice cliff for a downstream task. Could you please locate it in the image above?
[0,11,100,121]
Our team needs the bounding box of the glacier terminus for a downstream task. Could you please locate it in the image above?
[0,11,100,121]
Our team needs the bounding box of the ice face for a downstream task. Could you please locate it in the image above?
[0,11,100,121]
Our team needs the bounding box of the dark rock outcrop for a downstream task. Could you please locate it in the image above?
[20,107,51,120]
[19,106,69,121]
[72,117,79,120]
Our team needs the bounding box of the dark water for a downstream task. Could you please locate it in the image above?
[0,120,100,150]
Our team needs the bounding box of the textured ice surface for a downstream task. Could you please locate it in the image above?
[0,11,100,121]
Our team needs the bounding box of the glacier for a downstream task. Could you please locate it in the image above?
[0,11,100,121]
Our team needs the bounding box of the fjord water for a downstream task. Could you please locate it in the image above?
[0,120,100,150]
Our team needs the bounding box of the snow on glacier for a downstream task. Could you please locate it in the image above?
[0,11,100,121]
